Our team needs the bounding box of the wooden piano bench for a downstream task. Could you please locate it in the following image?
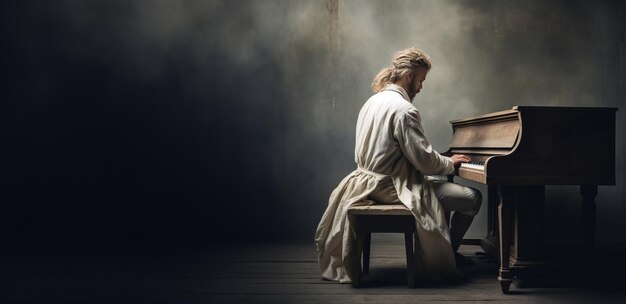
[347,204,417,288]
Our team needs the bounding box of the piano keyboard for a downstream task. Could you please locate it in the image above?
[460,161,485,171]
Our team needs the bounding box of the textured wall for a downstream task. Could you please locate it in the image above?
[2,0,624,249]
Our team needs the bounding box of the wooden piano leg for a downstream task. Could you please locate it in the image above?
[498,186,516,294]
[581,185,598,261]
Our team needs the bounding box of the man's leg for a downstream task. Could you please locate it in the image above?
[430,179,482,252]
[450,212,474,252]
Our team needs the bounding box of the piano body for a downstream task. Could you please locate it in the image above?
[445,106,617,293]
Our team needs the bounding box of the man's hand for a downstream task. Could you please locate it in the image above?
[451,154,471,166]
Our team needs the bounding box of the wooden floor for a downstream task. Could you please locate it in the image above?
[1,235,626,303]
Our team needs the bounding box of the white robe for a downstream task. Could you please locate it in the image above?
[314,84,461,283]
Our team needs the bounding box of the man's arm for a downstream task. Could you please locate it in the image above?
[394,109,464,175]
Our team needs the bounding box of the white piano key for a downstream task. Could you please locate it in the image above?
[460,163,485,171]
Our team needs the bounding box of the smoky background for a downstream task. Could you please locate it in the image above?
[1,0,625,250]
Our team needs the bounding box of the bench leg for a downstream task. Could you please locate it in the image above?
[405,232,416,288]
[351,231,365,287]
[363,233,371,275]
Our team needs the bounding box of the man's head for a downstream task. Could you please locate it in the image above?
[371,47,432,101]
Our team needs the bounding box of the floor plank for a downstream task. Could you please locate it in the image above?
[1,235,625,303]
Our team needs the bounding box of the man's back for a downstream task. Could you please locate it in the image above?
[355,88,414,175]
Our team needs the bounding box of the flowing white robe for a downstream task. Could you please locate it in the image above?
[314,84,461,283]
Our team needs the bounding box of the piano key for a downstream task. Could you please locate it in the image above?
[460,163,485,171]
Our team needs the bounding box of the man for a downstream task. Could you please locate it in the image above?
[315,47,482,283]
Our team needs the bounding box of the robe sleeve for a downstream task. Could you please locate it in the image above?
[393,108,455,175]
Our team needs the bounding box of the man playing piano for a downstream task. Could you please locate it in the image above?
[316,47,482,283]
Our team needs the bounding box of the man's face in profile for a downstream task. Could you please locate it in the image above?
[408,68,428,101]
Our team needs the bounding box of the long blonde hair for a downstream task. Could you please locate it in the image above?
[371,47,432,92]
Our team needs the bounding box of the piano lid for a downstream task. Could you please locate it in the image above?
[449,108,520,150]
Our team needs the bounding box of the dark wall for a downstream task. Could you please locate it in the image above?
[2,0,625,250]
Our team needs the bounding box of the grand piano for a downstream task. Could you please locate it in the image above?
[445,106,617,293]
